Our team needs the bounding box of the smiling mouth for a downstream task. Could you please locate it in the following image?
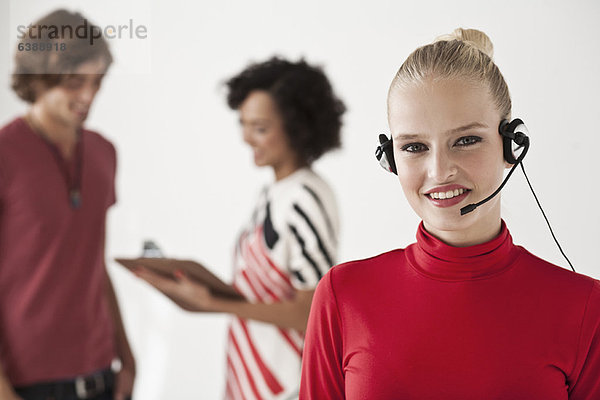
[426,188,471,200]
[71,108,89,118]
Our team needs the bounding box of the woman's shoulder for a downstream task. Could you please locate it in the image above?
[273,168,335,203]
[515,245,599,295]
[328,249,408,284]
[267,168,338,224]
[337,248,406,267]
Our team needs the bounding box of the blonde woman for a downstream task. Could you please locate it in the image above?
[300,29,600,399]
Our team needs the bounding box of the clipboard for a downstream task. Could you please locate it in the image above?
[115,257,243,301]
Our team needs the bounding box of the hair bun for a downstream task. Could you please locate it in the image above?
[435,28,494,58]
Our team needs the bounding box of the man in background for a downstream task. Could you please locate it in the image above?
[0,9,135,400]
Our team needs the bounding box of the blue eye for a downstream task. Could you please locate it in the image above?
[455,136,482,146]
[401,143,428,153]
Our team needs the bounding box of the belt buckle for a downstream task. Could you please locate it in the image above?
[74,372,105,399]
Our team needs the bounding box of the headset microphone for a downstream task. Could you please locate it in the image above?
[374,119,530,215]
[374,118,575,272]
[460,157,525,215]
[460,120,530,215]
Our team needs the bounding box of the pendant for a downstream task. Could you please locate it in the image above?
[70,189,82,209]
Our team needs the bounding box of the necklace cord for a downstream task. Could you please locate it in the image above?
[24,115,84,209]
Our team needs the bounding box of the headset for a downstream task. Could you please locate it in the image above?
[375,119,575,272]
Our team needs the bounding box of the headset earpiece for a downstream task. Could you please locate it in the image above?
[375,134,397,175]
[372,120,571,270]
[376,119,530,175]
[499,118,530,165]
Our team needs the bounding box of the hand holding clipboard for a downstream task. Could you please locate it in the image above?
[116,241,243,311]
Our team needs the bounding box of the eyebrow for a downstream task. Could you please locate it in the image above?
[239,118,270,125]
[394,122,489,140]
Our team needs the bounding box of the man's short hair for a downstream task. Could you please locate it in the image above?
[11,9,113,103]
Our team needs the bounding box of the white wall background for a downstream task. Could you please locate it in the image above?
[1,0,599,398]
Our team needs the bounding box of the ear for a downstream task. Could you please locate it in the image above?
[30,79,50,103]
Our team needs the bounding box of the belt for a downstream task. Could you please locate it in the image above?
[15,368,114,400]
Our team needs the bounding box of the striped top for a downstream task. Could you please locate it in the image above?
[225,168,339,400]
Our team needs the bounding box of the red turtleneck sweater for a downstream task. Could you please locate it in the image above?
[300,222,600,399]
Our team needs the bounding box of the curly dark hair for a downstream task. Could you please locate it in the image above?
[225,57,346,165]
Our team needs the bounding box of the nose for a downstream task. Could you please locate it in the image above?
[242,126,254,146]
[78,83,99,106]
[427,148,457,183]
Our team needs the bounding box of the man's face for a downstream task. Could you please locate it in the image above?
[35,57,108,129]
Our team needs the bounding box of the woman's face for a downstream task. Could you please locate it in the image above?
[387,77,509,246]
[239,90,301,180]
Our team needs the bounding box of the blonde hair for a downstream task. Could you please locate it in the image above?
[389,28,511,119]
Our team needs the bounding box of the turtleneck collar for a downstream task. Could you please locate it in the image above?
[405,220,521,281]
